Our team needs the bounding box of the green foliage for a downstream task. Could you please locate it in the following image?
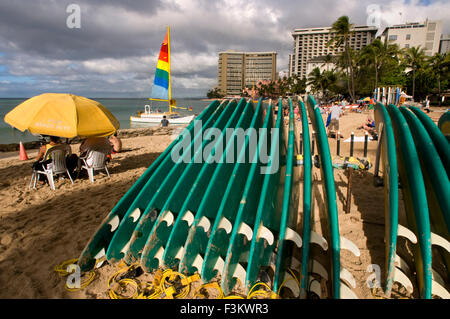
[206,87,224,99]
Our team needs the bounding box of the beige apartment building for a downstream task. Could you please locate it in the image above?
[440,34,450,54]
[289,25,377,78]
[218,51,277,96]
[380,19,442,56]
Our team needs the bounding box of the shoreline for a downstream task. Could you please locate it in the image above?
[0,126,185,152]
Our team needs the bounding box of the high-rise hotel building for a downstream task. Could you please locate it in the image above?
[218,51,277,96]
[289,25,377,78]
[380,20,442,56]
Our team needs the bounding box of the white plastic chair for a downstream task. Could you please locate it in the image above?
[30,144,74,190]
[78,149,110,182]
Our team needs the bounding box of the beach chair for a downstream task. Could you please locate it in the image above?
[78,149,110,182]
[30,144,74,190]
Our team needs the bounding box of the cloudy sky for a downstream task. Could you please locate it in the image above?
[0,0,449,98]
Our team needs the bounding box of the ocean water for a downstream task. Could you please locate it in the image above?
[0,98,214,144]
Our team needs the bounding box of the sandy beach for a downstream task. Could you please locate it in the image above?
[0,108,446,299]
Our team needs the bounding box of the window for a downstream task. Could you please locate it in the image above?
[406,34,411,40]
[405,44,409,48]
[388,35,397,41]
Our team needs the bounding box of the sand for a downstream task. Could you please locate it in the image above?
[0,107,446,299]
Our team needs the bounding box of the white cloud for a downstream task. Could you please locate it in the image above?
[0,0,449,97]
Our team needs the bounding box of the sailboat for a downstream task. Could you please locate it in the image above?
[130,27,195,124]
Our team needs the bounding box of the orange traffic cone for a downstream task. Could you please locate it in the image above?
[19,141,29,160]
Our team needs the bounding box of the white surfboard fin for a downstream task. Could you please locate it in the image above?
[238,222,253,241]
[283,271,300,297]
[430,232,450,253]
[432,269,445,287]
[120,239,132,257]
[198,216,211,233]
[397,224,417,244]
[310,231,328,251]
[257,224,274,246]
[192,254,204,273]
[174,246,184,261]
[218,217,233,234]
[154,246,165,265]
[311,259,328,281]
[285,227,302,248]
[340,236,360,257]
[232,263,246,285]
[432,280,450,299]
[340,283,358,299]
[129,208,141,223]
[213,256,225,274]
[161,210,174,227]
[340,268,356,289]
[394,254,411,275]
[182,210,194,227]
[94,248,106,268]
[393,267,414,294]
[308,277,322,298]
[108,215,120,232]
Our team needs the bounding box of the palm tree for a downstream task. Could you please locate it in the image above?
[359,39,402,92]
[307,67,337,102]
[328,16,355,103]
[429,53,449,106]
[322,54,334,72]
[402,46,426,100]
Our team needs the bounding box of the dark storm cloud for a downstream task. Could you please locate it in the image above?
[0,0,449,97]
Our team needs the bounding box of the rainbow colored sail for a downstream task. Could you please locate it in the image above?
[150,28,171,102]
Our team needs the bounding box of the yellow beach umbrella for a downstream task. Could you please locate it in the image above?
[4,93,120,138]
[362,97,371,102]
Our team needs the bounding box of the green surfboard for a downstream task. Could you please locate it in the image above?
[245,97,287,293]
[297,100,312,298]
[139,98,249,271]
[437,110,450,142]
[306,95,340,299]
[200,102,264,283]
[373,102,399,296]
[125,100,238,268]
[408,106,450,177]
[400,106,450,276]
[105,100,231,265]
[173,100,259,274]
[220,101,274,294]
[387,104,432,299]
[77,100,222,271]
[267,98,301,296]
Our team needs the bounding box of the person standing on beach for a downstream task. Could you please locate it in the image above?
[327,103,342,138]
[160,115,169,127]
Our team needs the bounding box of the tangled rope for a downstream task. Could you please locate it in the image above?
[55,257,301,299]
[54,258,97,292]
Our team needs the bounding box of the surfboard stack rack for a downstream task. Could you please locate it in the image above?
[374,103,450,299]
[74,95,382,299]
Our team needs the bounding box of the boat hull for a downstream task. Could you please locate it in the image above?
[130,114,195,124]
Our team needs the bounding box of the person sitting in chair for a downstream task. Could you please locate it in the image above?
[109,132,122,154]
[79,137,112,168]
[33,136,78,182]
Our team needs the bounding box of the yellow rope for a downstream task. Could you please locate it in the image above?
[193,282,224,299]
[247,282,278,299]
[54,258,98,292]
